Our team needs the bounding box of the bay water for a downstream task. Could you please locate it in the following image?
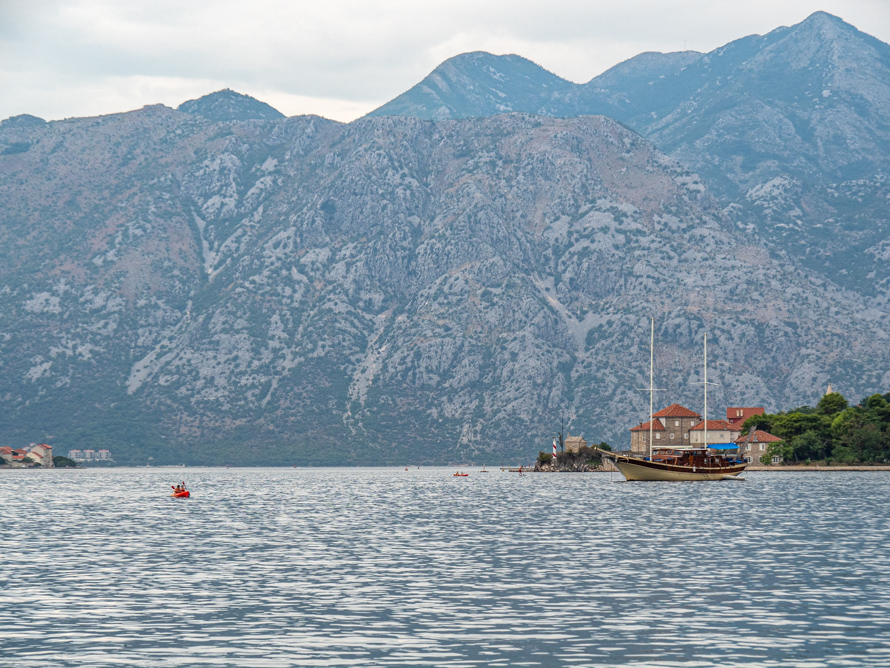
[2,468,889,666]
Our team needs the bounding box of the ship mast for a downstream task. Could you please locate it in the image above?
[703,332,708,450]
[650,319,655,459]
[699,332,718,449]
[637,318,664,460]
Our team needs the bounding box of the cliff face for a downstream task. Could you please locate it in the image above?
[369,12,890,306]
[1,106,888,464]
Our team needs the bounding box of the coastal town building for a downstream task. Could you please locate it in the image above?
[736,430,784,463]
[689,419,741,445]
[726,407,765,427]
[564,436,587,453]
[0,446,12,464]
[28,443,53,467]
[66,448,113,463]
[629,403,703,454]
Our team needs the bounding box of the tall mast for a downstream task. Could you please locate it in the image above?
[637,317,664,459]
[649,318,654,460]
[703,332,708,450]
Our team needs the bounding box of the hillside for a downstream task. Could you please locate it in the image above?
[369,12,890,305]
[1,107,888,465]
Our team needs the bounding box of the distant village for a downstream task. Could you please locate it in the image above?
[558,404,783,464]
[0,444,113,468]
[627,404,781,463]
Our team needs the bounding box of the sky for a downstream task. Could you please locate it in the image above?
[1,0,889,123]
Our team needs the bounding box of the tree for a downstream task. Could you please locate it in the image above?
[818,392,849,416]
[53,455,77,468]
[790,430,829,461]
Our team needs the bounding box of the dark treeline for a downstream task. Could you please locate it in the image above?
[742,391,890,464]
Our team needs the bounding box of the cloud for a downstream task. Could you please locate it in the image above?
[1,0,888,122]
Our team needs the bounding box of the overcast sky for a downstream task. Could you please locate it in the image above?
[2,0,888,123]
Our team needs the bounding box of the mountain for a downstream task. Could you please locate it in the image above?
[367,52,575,120]
[1,106,888,465]
[178,89,285,122]
[369,12,890,305]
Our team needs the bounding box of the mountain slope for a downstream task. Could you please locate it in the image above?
[367,52,576,120]
[369,12,890,305]
[178,89,285,121]
[1,107,888,465]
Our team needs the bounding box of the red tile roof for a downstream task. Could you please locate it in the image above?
[0,447,12,454]
[652,403,701,418]
[689,419,740,432]
[630,419,667,432]
[736,430,783,444]
[13,449,28,454]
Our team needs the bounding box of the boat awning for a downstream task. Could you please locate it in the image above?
[708,443,739,450]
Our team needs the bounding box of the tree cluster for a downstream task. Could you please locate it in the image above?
[741,391,890,465]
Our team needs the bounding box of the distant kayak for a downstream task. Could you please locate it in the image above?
[453,472,468,477]
[172,490,190,498]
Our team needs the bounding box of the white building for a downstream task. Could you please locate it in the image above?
[68,449,83,461]
[83,449,96,461]
[97,449,112,461]
[29,443,53,467]
[688,419,741,445]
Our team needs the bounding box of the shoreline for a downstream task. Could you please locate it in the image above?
[745,465,890,471]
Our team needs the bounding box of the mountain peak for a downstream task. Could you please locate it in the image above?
[367,52,572,120]
[1,114,47,129]
[177,89,285,122]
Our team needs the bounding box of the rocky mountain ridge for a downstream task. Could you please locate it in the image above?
[370,12,890,305]
[1,105,888,465]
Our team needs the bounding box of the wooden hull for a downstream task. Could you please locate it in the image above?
[608,453,746,482]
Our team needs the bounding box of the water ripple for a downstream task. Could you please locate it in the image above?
[1,469,889,666]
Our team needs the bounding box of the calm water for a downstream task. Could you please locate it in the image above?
[2,468,890,667]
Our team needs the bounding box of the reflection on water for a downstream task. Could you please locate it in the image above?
[2,468,889,666]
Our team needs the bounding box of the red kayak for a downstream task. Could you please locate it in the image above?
[171,490,190,498]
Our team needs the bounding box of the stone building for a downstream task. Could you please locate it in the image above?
[564,436,588,454]
[736,430,784,463]
[630,403,704,453]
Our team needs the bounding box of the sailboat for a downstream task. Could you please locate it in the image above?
[598,320,747,481]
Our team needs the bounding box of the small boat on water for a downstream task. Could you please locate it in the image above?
[453,472,468,477]
[172,490,190,498]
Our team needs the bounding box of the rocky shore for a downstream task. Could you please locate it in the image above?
[534,448,607,472]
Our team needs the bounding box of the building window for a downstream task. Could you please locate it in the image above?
[675,420,680,427]
[669,433,675,439]
[771,456,780,464]
[684,432,689,439]
[759,444,765,450]
[655,433,661,440]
